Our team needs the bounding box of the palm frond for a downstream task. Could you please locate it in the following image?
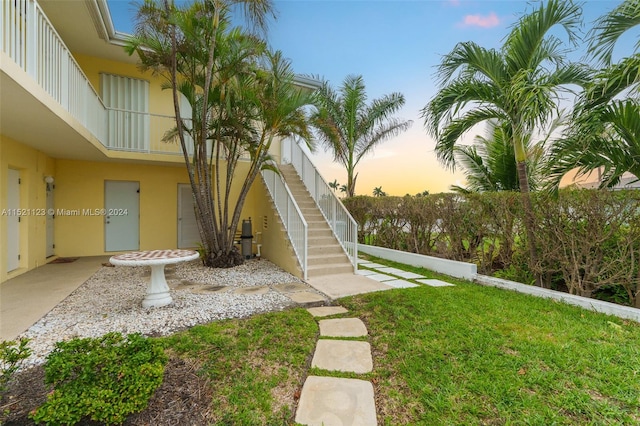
[588,0,640,65]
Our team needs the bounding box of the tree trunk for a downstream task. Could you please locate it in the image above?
[516,160,543,287]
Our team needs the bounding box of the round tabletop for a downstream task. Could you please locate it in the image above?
[109,249,200,266]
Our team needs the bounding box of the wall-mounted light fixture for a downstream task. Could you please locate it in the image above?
[44,176,54,184]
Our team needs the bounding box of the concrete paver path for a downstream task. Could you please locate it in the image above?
[297,305,378,425]
[319,318,368,337]
[295,376,377,426]
[311,340,373,374]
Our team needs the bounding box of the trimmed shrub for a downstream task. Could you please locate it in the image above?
[0,338,31,395]
[30,332,167,425]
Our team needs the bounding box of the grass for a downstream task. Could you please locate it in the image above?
[155,256,640,425]
[160,308,318,425]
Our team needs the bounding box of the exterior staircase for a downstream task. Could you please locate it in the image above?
[279,164,354,277]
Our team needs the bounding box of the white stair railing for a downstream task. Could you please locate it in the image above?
[261,168,308,280]
[281,137,358,270]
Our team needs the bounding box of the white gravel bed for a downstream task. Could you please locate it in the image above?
[17,259,311,367]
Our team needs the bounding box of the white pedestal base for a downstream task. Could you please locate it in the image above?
[142,264,173,308]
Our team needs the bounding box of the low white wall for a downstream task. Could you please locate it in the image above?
[359,244,640,323]
[358,244,477,280]
[475,275,640,322]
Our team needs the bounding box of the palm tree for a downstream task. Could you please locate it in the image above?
[373,186,387,197]
[548,0,639,189]
[311,75,412,197]
[452,118,561,193]
[422,0,589,285]
[127,0,312,267]
[550,100,640,188]
[328,179,340,193]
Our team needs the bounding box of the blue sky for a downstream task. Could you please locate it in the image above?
[107,0,632,195]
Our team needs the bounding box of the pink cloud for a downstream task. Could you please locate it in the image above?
[448,0,460,6]
[460,12,500,28]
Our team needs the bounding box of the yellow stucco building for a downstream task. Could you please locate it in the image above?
[1,0,360,285]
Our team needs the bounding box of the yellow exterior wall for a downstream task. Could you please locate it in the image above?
[1,53,299,282]
[249,179,303,279]
[54,159,188,256]
[0,136,56,281]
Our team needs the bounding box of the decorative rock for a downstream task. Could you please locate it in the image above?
[17,259,308,367]
[319,318,368,337]
[307,306,348,317]
[295,376,377,426]
[311,339,373,373]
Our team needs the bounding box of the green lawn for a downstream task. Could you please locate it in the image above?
[161,256,640,425]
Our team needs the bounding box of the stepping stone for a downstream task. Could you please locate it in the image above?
[384,279,419,289]
[288,291,326,307]
[311,340,373,373]
[363,262,385,269]
[357,259,373,265]
[416,279,455,287]
[307,306,348,317]
[190,285,229,294]
[376,266,406,275]
[233,285,269,295]
[394,271,425,280]
[366,273,396,282]
[272,282,309,293]
[319,318,368,337]
[295,376,377,426]
[356,269,376,276]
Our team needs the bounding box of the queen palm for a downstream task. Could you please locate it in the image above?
[311,75,412,197]
[422,0,589,285]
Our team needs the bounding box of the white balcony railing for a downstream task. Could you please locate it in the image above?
[1,0,108,142]
[281,137,358,270]
[261,167,309,279]
[0,0,197,157]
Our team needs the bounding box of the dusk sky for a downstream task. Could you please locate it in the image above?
[107,0,632,195]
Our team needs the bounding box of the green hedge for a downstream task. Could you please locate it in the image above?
[343,190,640,306]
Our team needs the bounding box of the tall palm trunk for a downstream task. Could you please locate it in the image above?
[515,160,542,287]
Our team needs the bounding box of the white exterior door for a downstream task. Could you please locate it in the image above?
[105,181,139,252]
[177,184,200,248]
[46,183,54,257]
[7,169,20,271]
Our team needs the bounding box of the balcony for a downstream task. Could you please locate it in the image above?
[0,0,192,160]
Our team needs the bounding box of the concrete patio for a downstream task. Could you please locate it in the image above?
[0,256,109,341]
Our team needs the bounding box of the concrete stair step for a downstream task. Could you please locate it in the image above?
[308,236,339,246]
[308,253,351,266]
[308,245,345,256]
[308,263,354,277]
[308,229,334,238]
